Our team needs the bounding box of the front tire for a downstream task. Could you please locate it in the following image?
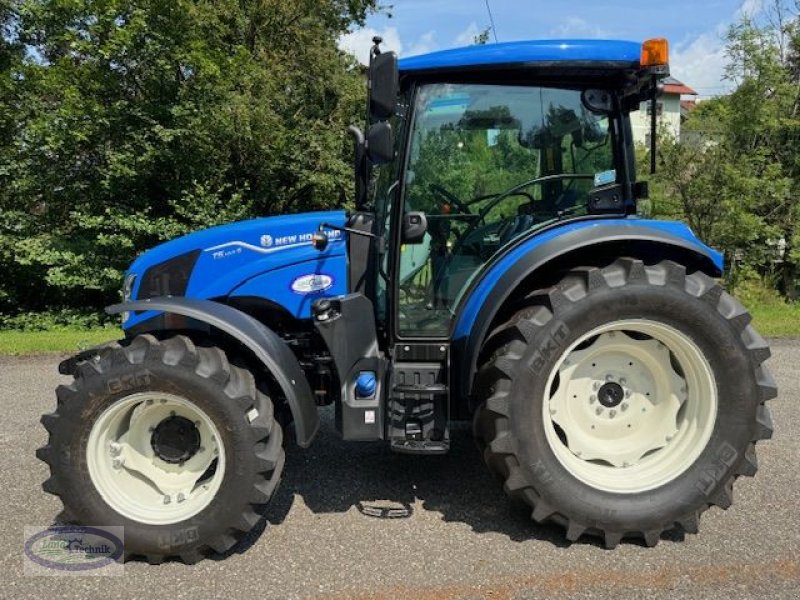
[474,259,776,548]
[37,334,285,563]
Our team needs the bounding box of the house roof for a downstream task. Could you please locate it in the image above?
[398,39,643,73]
[663,76,697,95]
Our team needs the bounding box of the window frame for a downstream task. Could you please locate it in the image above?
[388,78,633,343]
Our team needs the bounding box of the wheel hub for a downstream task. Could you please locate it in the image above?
[151,416,201,464]
[597,381,624,408]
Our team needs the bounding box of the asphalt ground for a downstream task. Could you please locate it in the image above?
[1,339,798,599]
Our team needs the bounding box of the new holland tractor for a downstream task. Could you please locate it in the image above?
[38,37,776,562]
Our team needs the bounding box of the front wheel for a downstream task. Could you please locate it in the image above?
[37,334,285,563]
[474,259,776,548]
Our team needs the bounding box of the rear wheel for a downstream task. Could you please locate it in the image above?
[474,259,776,548]
[37,334,284,563]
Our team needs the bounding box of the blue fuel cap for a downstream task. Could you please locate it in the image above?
[355,371,377,398]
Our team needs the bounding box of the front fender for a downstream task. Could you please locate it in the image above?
[106,297,319,447]
[452,218,723,405]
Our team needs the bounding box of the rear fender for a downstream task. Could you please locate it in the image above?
[106,297,319,447]
[452,219,724,407]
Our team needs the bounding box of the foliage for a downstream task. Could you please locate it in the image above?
[0,308,111,330]
[0,0,378,319]
[641,1,800,297]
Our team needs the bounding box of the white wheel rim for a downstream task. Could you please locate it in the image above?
[86,392,226,525]
[543,319,717,494]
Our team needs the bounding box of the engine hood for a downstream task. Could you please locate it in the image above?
[124,210,348,328]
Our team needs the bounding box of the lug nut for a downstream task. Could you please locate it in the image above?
[589,395,597,404]
[112,458,123,469]
[595,407,603,416]
[621,403,629,411]
[177,493,186,503]
[625,389,632,398]
[609,409,617,418]
[619,378,627,385]
[109,443,121,456]
[593,381,601,391]
[605,374,614,382]
[163,495,171,505]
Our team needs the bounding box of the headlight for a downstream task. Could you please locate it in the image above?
[122,273,136,323]
[123,273,136,302]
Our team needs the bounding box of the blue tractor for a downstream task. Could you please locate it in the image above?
[39,38,775,562]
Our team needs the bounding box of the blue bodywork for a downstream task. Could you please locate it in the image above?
[123,210,348,330]
[453,219,723,342]
[399,39,642,73]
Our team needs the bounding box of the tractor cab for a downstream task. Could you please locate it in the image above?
[342,39,666,340]
[309,38,673,450]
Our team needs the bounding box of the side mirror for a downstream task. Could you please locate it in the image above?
[366,121,394,165]
[369,51,398,121]
[402,211,427,244]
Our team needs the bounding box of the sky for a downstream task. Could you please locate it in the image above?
[338,0,769,98]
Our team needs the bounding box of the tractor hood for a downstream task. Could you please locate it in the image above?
[123,210,348,329]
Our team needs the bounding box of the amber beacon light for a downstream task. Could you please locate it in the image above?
[641,38,669,67]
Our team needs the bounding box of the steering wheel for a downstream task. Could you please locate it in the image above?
[429,184,472,214]
[466,190,536,208]
[431,174,596,301]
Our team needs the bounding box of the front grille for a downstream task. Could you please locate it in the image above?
[137,250,201,299]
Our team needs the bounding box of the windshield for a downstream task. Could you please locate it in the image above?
[398,82,616,337]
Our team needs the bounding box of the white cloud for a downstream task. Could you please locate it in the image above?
[454,22,482,46]
[671,28,731,96]
[737,0,766,17]
[670,0,770,96]
[338,26,403,65]
[408,30,437,57]
[551,17,609,39]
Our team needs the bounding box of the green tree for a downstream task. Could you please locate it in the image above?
[643,3,800,296]
[0,0,378,316]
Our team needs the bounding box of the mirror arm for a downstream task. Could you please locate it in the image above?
[348,125,368,209]
[650,76,658,175]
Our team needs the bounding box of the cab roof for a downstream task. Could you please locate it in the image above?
[398,39,643,74]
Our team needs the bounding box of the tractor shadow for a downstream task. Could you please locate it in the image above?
[226,407,599,557]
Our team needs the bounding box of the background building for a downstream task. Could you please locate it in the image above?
[630,76,698,145]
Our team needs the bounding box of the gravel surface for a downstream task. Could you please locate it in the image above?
[1,339,798,599]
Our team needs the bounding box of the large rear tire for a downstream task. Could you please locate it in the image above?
[37,334,285,563]
[474,259,776,548]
